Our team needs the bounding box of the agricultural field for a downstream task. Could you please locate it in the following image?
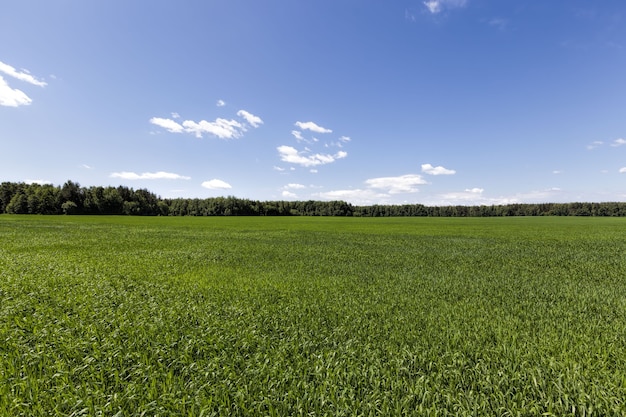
[1,215,625,416]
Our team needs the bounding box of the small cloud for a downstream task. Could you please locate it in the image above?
[0,76,32,107]
[421,163,456,175]
[216,99,226,107]
[423,0,467,14]
[182,118,244,139]
[151,109,262,139]
[339,136,351,143]
[282,190,297,198]
[488,18,508,30]
[150,117,185,133]
[201,179,232,190]
[316,188,389,205]
[273,166,286,172]
[171,112,180,119]
[552,170,562,174]
[310,169,318,173]
[81,164,93,170]
[465,188,484,193]
[587,141,603,150]
[0,61,47,87]
[405,9,416,21]
[365,174,427,194]
[0,61,47,107]
[284,183,306,189]
[237,110,263,128]
[277,145,347,167]
[611,138,626,147]
[291,130,305,141]
[110,171,191,180]
[24,179,52,185]
[295,121,332,134]
[619,167,626,174]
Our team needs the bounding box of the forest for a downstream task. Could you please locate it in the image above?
[2,180,626,217]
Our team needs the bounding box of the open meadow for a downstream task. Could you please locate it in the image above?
[1,215,625,416]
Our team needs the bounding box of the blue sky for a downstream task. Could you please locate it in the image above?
[1,0,625,205]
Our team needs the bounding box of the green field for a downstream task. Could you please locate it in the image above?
[1,215,625,416]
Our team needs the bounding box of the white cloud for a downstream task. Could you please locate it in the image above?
[24,179,52,185]
[0,76,32,107]
[465,188,484,194]
[295,121,332,134]
[81,164,93,169]
[284,183,306,189]
[150,109,262,139]
[421,163,456,175]
[282,190,297,198]
[317,188,389,205]
[237,110,263,128]
[171,112,180,119]
[339,136,351,143]
[619,167,626,174]
[182,118,244,139]
[150,117,185,133]
[273,166,286,172]
[365,174,427,194]
[611,138,626,147]
[423,0,467,14]
[277,145,347,167]
[488,18,508,30]
[291,130,305,141]
[201,179,232,189]
[0,61,47,87]
[553,170,562,174]
[587,141,603,150]
[110,171,191,180]
[216,99,226,107]
[0,62,47,107]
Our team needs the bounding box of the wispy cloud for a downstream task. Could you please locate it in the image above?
[150,117,185,133]
[201,179,232,189]
[421,163,456,175]
[0,61,47,87]
[423,0,467,14]
[237,110,263,128]
[284,183,306,189]
[587,140,603,150]
[110,171,191,180]
[0,77,32,107]
[0,61,47,107]
[619,167,626,174]
[291,130,305,142]
[611,138,626,147]
[317,188,388,205]
[24,179,52,185]
[150,109,262,139]
[365,174,427,194]
[216,99,226,107]
[295,121,332,134]
[277,145,347,167]
[488,18,508,30]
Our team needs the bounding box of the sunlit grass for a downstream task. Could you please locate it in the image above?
[1,215,625,415]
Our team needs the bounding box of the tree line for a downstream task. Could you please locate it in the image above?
[2,180,626,217]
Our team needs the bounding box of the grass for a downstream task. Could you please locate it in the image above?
[1,215,625,416]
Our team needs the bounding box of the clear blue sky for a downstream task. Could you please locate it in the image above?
[1,0,625,205]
